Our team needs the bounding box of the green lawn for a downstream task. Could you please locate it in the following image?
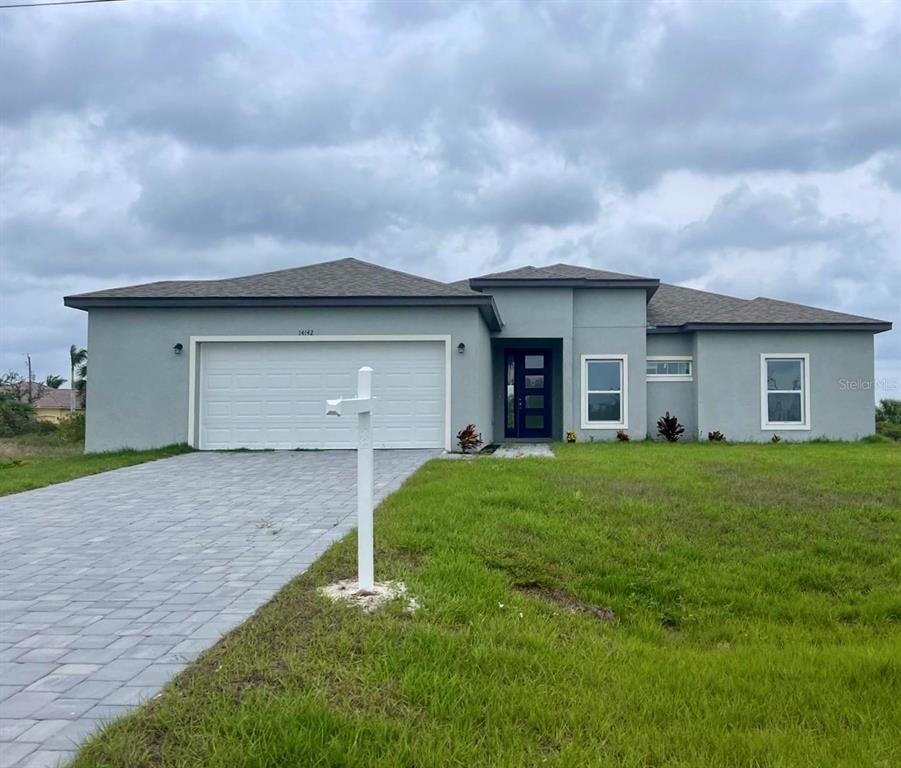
[0,439,193,496]
[72,443,900,768]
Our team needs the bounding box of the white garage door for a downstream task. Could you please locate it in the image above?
[199,340,446,450]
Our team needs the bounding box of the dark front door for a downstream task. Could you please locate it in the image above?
[504,349,552,439]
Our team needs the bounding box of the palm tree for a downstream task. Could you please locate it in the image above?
[75,360,87,407]
[45,374,66,389]
[69,345,87,411]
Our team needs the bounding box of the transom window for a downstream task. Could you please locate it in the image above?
[761,354,810,430]
[581,355,627,428]
[646,357,692,380]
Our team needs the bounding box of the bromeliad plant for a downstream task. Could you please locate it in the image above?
[708,430,726,442]
[657,412,685,442]
[616,430,630,442]
[457,424,483,453]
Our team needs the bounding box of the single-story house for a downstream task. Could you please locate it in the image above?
[64,258,891,452]
[34,388,80,423]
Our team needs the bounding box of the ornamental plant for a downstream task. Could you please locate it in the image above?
[565,431,577,443]
[457,424,483,453]
[615,430,630,442]
[708,430,726,442]
[656,412,685,442]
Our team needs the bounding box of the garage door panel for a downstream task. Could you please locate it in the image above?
[200,341,445,450]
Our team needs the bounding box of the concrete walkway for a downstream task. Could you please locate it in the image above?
[0,449,437,768]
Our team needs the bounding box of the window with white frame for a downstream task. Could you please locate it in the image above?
[761,354,810,430]
[646,356,692,381]
[581,355,627,428]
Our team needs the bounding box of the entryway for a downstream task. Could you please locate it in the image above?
[503,348,553,439]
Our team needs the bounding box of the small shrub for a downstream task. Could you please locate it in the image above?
[57,412,86,443]
[860,434,893,444]
[615,430,630,442]
[0,393,36,437]
[708,430,726,442]
[876,420,901,442]
[656,412,684,442]
[456,424,483,453]
[771,434,783,444]
[565,431,577,443]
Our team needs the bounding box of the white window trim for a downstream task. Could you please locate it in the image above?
[581,354,628,429]
[187,335,453,451]
[646,355,693,382]
[760,353,811,431]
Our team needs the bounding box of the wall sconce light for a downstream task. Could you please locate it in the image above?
[173,343,184,355]
[457,342,466,354]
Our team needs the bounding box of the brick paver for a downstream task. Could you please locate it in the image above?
[0,450,436,767]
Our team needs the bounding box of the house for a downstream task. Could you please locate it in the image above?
[34,388,79,423]
[64,258,891,452]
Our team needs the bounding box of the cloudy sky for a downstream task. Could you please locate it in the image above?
[1,0,899,395]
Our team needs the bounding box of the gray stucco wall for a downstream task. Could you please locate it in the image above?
[647,382,696,439]
[694,330,876,441]
[646,333,697,438]
[488,287,574,441]
[487,287,649,441]
[83,295,880,452]
[572,288,648,441]
[85,306,492,452]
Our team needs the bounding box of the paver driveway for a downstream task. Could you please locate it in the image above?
[0,449,437,768]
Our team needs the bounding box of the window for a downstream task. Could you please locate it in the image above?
[581,355,627,428]
[761,354,810,430]
[646,357,692,381]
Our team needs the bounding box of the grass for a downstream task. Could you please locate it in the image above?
[0,439,193,496]
[72,442,900,767]
[0,432,84,459]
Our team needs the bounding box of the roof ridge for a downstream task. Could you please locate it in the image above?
[190,257,479,295]
[343,257,477,292]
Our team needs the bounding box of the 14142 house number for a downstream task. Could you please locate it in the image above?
[298,329,315,336]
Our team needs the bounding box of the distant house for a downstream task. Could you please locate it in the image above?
[34,388,79,423]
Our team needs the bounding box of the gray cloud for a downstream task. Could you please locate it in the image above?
[876,152,901,193]
[675,184,880,255]
[0,0,898,386]
[2,1,897,188]
[133,150,417,246]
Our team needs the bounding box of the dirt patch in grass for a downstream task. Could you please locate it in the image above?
[518,585,618,625]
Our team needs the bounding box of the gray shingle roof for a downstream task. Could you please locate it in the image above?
[471,263,655,282]
[648,283,889,328]
[64,258,889,332]
[67,258,483,300]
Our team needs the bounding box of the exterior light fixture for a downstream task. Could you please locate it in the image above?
[173,343,184,355]
[457,342,466,354]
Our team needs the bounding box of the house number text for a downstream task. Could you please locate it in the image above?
[298,329,315,336]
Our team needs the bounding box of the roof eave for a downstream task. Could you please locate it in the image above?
[63,294,505,332]
[647,321,892,333]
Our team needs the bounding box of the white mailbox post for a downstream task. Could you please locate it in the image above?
[326,366,375,593]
